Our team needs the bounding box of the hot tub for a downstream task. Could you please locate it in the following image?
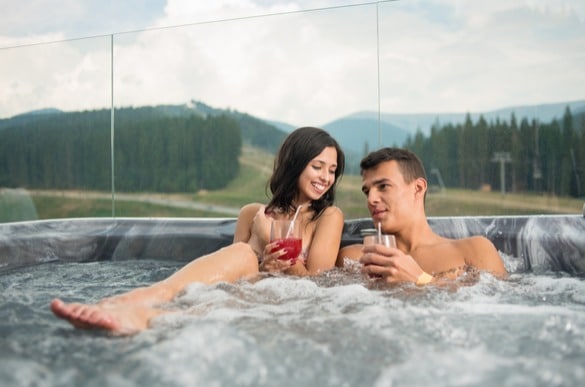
[1,215,584,386]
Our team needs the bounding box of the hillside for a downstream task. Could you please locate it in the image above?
[20,143,583,222]
[5,98,583,153]
[0,101,288,154]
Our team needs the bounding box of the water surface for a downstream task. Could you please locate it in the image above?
[1,257,584,386]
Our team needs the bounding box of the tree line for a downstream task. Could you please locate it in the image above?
[0,107,242,192]
[2,104,583,198]
[404,107,585,197]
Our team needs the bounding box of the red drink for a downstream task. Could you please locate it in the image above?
[273,238,302,262]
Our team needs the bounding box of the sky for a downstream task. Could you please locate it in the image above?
[1,0,584,126]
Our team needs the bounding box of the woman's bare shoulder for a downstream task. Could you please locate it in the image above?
[321,205,344,219]
[238,203,264,216]
[235,203,265,227]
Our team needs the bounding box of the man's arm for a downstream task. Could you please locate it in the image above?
[337,243,363,262]
[463,236,508,278]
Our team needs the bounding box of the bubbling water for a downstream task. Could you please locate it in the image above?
[1,256,584,387]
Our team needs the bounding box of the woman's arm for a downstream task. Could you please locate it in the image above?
[293,206,344,275]
[336,244,363,263]
[233,203,263,243]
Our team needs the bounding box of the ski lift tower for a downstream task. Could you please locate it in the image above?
[491,152,511,196]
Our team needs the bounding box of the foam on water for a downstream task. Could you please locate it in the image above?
[1,259,584,386]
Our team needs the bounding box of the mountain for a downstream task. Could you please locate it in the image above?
[5,98,583,156]
[14,108,63,117]
[1,101,289,154]
[265,120,296,133]
[337,99,585,139]
[183,101,288,152]
[0,108,64,130]
[323,117,410,154]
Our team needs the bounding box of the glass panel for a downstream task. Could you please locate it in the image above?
[112,6,379,218]
[378,1,585,216]
[0,38,112,222]
[1,1,582,223]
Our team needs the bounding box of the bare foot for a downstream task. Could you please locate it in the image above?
[50,298,164,335]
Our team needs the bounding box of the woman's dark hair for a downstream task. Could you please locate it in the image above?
[266,126,345,220]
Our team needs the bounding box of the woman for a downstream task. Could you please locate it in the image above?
[51,126,345,335]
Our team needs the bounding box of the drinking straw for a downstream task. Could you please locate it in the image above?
[287,205,303,237]
[377,222,382,244]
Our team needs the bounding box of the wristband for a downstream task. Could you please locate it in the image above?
[415,271,433,286]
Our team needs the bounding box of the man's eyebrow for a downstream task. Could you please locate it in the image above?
[362,178,391,192]
[373,178,390,185]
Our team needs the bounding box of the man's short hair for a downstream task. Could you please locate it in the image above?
[360,147,426,183]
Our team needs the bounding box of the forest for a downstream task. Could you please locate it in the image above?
[404,107,585,197]
[1,104,583,198]
[0,107,248,192]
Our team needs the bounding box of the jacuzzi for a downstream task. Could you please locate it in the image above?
[1,214,584,386]
[2,214,584,274]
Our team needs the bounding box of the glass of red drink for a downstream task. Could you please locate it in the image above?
[270,219,302,263]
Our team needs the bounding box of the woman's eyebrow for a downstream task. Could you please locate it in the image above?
[313,159,337,168]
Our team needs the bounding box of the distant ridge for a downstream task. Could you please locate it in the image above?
[323,117,409,154]
[265,120,296,133]
[311,99,585,157]
[341,99,585,136]
[0,108,64,130]
[12,108,63,117]
[4,98,583,156]
[0,100,288,153]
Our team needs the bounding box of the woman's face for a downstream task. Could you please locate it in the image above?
[296,146,338,204]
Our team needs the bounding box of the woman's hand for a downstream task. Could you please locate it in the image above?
[259,241,298,273]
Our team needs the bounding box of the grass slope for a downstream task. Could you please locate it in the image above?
[3,145,582,222]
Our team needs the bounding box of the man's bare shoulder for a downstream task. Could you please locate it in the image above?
[452,235,507,277]
[451,235,494,250]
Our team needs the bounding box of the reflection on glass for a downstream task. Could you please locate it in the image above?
[0,1,583,223]
[378,1,585,216]
[112,5,379,217]
[0,38,112,222]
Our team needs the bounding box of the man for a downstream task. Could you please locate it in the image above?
[338,148,507,285]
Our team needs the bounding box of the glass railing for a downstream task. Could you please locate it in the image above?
[1,1,583,222]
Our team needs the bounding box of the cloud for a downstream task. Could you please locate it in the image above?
[376,0,585,113]
[0,0,166,46]
[0,0,583,125]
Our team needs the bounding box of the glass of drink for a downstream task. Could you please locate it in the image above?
[270,219,302,263]
[362,230,396,248]
[361,228,396,279]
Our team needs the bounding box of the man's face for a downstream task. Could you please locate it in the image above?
[361,160,418,233]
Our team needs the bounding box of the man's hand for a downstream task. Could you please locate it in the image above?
[359,244,432,285]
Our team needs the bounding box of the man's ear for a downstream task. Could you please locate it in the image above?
[414,177,427,198]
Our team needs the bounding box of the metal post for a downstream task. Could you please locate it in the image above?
[491,152,511,196]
